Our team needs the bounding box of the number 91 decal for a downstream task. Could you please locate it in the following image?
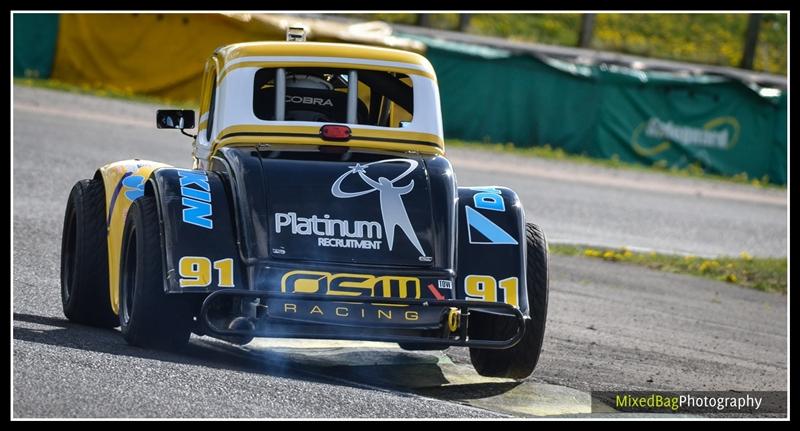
[464,275,519,308]
[179,256,235,288]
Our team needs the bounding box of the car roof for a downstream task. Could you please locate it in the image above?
[213,41,437,81]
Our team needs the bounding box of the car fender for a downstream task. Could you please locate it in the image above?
[147,167,246,294]
[96,160,172,314]
[455,186,528,314]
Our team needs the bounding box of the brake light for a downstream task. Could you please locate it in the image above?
[320,125,351,141]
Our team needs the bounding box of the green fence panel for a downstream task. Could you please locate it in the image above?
[416,35,787,184]
[424,40,602,155]
[596,72,781,181]
[13,14,60,79]
[771,93,787,184]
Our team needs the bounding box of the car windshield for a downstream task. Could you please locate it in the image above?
[253,67,414,127]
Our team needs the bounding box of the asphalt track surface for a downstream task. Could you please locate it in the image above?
[12,86,788,418]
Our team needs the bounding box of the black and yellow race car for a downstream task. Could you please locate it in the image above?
[60,37,549,378]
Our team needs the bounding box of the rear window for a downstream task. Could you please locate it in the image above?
[253,67,413,127]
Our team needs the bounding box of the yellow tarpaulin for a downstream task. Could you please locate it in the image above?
[51,13,425,103]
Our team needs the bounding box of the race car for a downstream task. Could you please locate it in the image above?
[60,33,549,378]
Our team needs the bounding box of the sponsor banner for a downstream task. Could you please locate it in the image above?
[420,41,786,184]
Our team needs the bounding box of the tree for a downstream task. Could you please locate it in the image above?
[417,14,431,27]
[740,13,762,70]
[578,13,596,48]
[458,14,471,32]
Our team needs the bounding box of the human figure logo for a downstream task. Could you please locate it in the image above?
[331,159,426,257]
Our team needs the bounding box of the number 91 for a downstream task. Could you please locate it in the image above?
[464,275,519,307]
[178,256,234,288]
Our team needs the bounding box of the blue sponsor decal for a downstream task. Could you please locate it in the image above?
[472,187,505,212]
[122,175,145,201]
[178,170,213,229]
[466,188,517,245]
[107,172,146,231]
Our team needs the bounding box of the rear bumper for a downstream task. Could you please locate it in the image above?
[199,289,527,349]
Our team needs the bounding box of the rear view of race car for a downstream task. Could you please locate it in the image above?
[60,36,549,379]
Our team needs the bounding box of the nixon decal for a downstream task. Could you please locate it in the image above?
[466,187,517,245]
[178,170,213,229]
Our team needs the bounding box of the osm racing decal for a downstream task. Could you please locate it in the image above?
[281,270,421,299]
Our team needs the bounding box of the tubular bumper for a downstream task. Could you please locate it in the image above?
[200,289,527,349]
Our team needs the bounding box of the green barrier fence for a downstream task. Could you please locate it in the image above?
[13,14,60,79]
[414,35,787,184]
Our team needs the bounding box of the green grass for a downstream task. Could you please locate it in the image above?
[446,139,784,189]
[550,244,787,294]
[14,78,197,109]
[350,13,787,75]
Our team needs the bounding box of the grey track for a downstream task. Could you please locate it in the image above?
[12,85,787,418]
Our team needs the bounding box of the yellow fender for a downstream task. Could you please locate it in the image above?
[96,160,172,314]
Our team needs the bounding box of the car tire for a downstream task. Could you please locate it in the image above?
[60,179,118,328]
[469,222,549,379]
[118,196,193,349]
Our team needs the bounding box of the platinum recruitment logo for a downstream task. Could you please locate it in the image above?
[331,159,427,258]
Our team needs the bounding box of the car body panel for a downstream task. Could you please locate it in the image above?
[97,160,171,314]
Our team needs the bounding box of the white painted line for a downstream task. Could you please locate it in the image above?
[14,102,152,129]
[452,157,787,207]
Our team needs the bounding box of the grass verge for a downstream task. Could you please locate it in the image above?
[447,140,783,189]
[550,244,787,294]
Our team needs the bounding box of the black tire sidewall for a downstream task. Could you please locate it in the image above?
[119,196,192,348]
[468,222,549,379]
[60,179,117,327]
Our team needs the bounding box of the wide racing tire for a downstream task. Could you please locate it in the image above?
[118,196,193,349]
[60,179,118,328]
[469,222,549,379]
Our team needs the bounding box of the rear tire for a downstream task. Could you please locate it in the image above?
[469,222,549,379]
[118,196,193,349]
[60,179,118,328]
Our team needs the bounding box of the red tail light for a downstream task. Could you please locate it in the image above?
[320,125,351,141]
